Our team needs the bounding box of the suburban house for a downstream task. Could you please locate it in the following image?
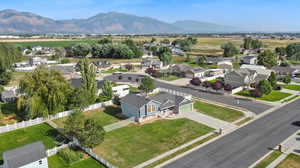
[218,61,233,70]
[185,67,207,78]
[121,92,193,122]
[241,56,257,65]
[240,64,272,82]
[141,58,163,69]
[49,64,76,79]
[70,78,129,98]
[205,57,225,65]
[224,69,257,88]
[170,64,193,77]
[1,90,17,102]
[272,66,299,76]
[3,141,48,168]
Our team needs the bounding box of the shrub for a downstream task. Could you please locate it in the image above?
[212,81,223,91]
[274,85,282,91]
[113,96,121,105]
[190,78,201,86]
[118,76,122,80]
[282,76,291,84]
[250,89,263,98]
[124,64,133,71]
[96,95,111,103]
[57,147,83,164]
[151,71,163,78]
[202,81,212,88]
[224,84,232,91]
[60,58,70,64]
[145,67,155,75]
[258,80,272,95]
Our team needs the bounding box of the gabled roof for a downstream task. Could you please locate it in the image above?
[227,69,256,79]
[3,141,46,168]
[121,94,150,108]
[172,64,193,72]
[69,78,104,89]
[272,66,297,74]
[189,67,206,73]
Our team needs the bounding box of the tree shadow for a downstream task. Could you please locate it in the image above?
[1,102,26,121]
[46,129,69,144]
[103,106,128,120]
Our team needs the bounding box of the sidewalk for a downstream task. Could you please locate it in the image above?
[183,111,237,132]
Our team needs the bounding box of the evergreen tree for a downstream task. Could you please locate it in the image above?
[101,80,113,100]
[268,72,277,89]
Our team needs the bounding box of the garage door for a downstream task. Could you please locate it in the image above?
[179,103,192,113]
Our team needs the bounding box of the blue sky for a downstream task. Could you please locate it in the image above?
[1,0,300,32]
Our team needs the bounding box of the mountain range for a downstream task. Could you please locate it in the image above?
[0,9,245,34]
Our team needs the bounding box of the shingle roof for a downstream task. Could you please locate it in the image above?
[149,92,186,109]
[243,56,257,60]
[69,78,104,89]
[121,94,150,108]
[1,90,16,98]
[3,141,46,168]
[272,66,297,74]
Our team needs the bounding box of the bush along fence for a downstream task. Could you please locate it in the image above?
[0,100,113,134]
[46,142,74,157]
[73,138,118,168]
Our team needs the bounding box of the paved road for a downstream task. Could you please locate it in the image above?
[164,99,300,168]
[104,74,272,114]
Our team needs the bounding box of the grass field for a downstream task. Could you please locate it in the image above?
[0,123,65,162]
[53,106,124,128]
[283,84,300,91]
[276,153,300,168]
[236,90,292,102]
[194,100,244,122]
[93,118,213,168]
[254,151,282,168]
[158,75,181,81]
[12,40,98,47]
[48,152,105,168]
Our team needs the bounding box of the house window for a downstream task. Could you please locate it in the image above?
[39,160,42,165]
[147,105,156,113]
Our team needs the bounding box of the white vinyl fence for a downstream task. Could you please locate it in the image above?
[0,100,113,134]
[73,139,118,168]
[46,142,74,156]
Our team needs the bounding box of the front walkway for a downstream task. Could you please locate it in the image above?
[182,111,238,132]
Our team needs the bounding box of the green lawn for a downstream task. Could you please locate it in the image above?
[102,68,129,74]
[254,151,282,168]
[54,106,124,128]
[236,90,292,102]
[158,75,181,81]
[93,118,213,168]
[276,153,300,168]
[0,123,65,163]
[282,84,300,91]
[194,100,244,122]
[48,154,105,168]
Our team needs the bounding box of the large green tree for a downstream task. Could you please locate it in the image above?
[139,77,155,94]
[258,80,272,95]
[258,50,278,68]
[79,119,105,148]
[100,80,113,100]
[0,43,22,85]
[18,67,72,118]
[72,43,91,58]
[78,58,97,104]
[223,42,238,57]
[268,72,277,89]
[286,43,300,60]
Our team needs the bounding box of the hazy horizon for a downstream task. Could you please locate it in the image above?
[1,0,300,32]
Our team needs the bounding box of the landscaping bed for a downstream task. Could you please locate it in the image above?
[93,118,213,168]
[194,100,244,122]
[236,90,292,102]
[276,153,300,168]
[0,123,66,162]
[0,102,21,126]
[53,106,124,128]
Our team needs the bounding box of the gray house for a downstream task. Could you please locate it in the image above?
[121,92,193,122]
[3,141,48,168]
[224,69,257,88]
[241,56,257,65]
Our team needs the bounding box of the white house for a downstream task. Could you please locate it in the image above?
[29,57,48,66]
[3,142,48,168]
